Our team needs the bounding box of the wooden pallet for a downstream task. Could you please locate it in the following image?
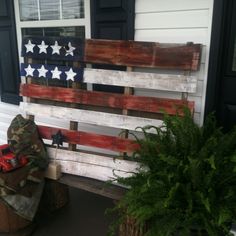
[20,37,201,199]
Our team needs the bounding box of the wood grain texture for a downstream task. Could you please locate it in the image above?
[20,63,83,82]
[20,84,195,115]
[38,125,139,153]
[47,147,140,172]
[21,37,202,70]
[47,147,141,182]
[20,65,198,92]
[58,174,126,200]
[55,160,133,183]
[84,68,197,93]
[84,39,201,70]
[19,102,164,131]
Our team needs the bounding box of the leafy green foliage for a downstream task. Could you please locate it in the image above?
[109,110,236,236]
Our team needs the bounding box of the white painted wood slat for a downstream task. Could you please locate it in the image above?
[84,68,197,93]
[20,102,163,131]
[47,147,140,172]
[57,160,134,182]
[47,148,140,182]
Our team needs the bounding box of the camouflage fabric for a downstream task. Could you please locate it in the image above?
[7,114,49,169]
[0,165,45,220]
[0,114,49,220]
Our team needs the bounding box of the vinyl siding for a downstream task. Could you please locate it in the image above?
[135,0,214,125]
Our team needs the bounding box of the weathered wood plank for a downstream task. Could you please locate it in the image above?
[38,125,139,153]
[20,102,163,132]
[53,160,135,183]
[69,63,81,151]
[20,84,195,115]
[84,68,197,93]
[20,65,197,92]
[22,37,202,70]
[47,147,140,172]
[58,174,126,200]
[84,39,201,70]
[21,36,84,61]
[47,148,139,182]
[20,63,83,82]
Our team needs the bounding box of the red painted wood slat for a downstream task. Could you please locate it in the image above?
[20,84,194,115]
[38,125,139,153]
[84,40,201,70]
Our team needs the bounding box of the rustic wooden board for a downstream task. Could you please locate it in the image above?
[47,147,140,172]
[20,102,164,131]
[58,174,126,200]
[20,65,197,92]
[84,39,201,70]
[21,63,83,82]
[21,36,84,61]
[84,68,197,93]
[57,159,133,183]
[47,148,140,182]
[20,84,195,115]
[21,37,201,70]
[38,125,139,153]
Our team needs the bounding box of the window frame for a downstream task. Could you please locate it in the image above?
[13,0,91,63]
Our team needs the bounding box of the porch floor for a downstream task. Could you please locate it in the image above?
[32,187,117,236]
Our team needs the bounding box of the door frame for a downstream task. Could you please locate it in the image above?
[205,0,233,121]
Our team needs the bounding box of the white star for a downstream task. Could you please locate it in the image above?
[24,64,35,77]
[65,42,76,56]
[51,41,61,55]
[51,67,62,80]
[37,65,48,77]
[25,40,35,53]
[65,68,77,81]
[38,40,48,54]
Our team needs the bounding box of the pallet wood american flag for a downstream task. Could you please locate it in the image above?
[20,36,201,187]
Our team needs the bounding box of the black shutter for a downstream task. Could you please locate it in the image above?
[91,0,135,40]
[0,0,20,105]
[90,0,135,92]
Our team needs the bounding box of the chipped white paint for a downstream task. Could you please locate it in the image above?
[84,68,197,93]
[57,160,134,182]
[20,102,163,131]
[47,147,141,182]
[47,147,140,172]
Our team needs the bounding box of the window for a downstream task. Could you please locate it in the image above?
[14,0,91,62]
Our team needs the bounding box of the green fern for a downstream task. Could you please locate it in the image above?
[109,110,236,236]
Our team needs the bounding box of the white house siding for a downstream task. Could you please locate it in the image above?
[134,0,214,125]
[0,0,214,144]
[0,103,20,144]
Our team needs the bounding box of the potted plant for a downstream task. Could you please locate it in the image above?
[109,110,236,236]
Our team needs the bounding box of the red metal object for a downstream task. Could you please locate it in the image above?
[0,144,28,172]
